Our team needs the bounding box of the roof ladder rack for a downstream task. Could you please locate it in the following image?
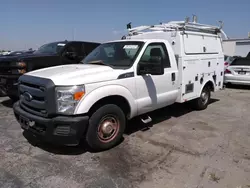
[126,18,228,39]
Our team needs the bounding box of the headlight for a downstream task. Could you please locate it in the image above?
[55,85,85,115]
[11,62,26,74]
[17,62,26,68]
[11,61,26,68]
[11,69,26,74]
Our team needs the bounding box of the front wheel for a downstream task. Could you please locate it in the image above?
[193,86,211,110]
[86,104,126,151]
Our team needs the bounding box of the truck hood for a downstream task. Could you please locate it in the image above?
[25,64,123,85]
[0,53,57,62]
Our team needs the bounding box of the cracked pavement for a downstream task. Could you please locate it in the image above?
[0,87,250,188]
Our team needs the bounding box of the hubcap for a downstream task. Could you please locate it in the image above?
[97,115,119,143]
[201,89,209,104]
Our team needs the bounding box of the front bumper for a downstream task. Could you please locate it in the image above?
[13,101,89,146]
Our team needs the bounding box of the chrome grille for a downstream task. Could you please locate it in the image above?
[0,61,18,75]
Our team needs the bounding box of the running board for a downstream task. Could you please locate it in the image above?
[141,115,152,124]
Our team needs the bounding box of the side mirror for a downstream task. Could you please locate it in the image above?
[137,57,164,75]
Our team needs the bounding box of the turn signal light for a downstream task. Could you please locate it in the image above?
[17,62,26,68]
[73,91,85,100]
[18,69,26,74]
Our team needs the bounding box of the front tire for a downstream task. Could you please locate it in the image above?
[86,104,126,151]
[193,85,211,110]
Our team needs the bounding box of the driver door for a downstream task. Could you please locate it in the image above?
[135,42,179,115]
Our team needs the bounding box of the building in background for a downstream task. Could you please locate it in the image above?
[222,33,250,57]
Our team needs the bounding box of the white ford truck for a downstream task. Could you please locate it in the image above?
[13,19,226,151]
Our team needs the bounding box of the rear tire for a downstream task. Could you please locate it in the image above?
[86,104,126,151]
[193,85,211,110]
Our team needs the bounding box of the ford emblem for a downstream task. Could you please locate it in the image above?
[23,92,33,102]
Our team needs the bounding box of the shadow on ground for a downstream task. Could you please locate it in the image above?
[1,99,14,108]
[21,98,219,155]
[125,98,219,135]
[23,131,88,155]
[225,84,250,90]
[23,130,124,155]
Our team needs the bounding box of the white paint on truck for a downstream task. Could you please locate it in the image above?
[14,19,226,151]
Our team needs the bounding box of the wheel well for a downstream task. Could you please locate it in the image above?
[88,95,131,118]
[204,81,215,92]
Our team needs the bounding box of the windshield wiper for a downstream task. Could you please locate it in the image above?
[87,60,108,66]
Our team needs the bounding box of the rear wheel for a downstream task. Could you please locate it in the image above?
[193,85,211,110]
[86,104,126,151]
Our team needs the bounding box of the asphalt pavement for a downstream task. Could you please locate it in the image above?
[0,86,250,188]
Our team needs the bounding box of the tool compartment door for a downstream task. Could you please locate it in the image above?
[180,32,224,101]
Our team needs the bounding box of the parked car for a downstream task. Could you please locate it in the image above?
[0,51,34,97]
[0,51,12,56]
[13,19,225,151]
[0,40,100,100]
[224,56,250,86]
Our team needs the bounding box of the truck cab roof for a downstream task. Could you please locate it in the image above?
[107,39,168,43]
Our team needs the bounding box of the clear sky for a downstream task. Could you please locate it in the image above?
[0,0,249,50]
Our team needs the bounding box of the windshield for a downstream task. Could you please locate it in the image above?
[34,42,66,54]
[82,41,144,68]
[231,58,250,66]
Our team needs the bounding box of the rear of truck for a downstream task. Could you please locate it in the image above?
[175,31,225,104]
[126,23,225,106]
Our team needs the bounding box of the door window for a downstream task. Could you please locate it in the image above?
[64,42,81,57]
[82,43,100,57]
[139,43,171,68]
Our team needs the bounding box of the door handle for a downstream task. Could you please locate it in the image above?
[171,72,176,81]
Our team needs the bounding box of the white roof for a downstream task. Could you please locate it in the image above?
[105,39,167,43]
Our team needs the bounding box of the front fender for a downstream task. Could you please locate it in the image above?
[74,85,137,118]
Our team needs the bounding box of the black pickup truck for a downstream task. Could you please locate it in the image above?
[0,40,100,100]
